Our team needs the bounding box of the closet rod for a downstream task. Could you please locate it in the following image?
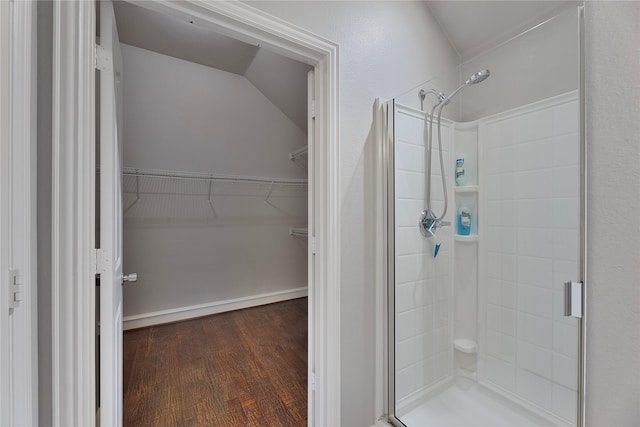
[122,168,307,186]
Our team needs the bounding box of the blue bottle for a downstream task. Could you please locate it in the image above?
[458,206,471,235]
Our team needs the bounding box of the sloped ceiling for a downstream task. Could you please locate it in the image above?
[113,1,259,75]
[244,49,310,133]
[426,1,579,60]
[112,1,311,133]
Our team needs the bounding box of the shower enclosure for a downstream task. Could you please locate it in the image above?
[384,3,584,426]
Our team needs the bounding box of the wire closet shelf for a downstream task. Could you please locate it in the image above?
[122,167,308,186]
[121,167,308,216]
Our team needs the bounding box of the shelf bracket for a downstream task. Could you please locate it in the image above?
[123,174,140,215]
[289,145,308,161]
[264,181,275,206]
[207,178,216,217]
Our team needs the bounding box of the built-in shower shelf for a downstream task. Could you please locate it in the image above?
[455,185,478,193]
[454,338,477,354]
[455,234,479,242]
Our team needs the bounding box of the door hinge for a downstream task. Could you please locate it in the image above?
[564,280,583,318]
[94,248,108,275]
[310,371,316,391]
[95,45,111,71]
[9,269,22,309]
[310,100,316,120]
[310,236,317,255]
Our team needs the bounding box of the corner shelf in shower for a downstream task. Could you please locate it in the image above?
[454,338,477,354]
[455,185,479,194]
[454,234,479,242]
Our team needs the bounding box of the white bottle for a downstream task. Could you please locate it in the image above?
[455,154,467,186]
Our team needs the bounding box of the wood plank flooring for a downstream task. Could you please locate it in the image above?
[123,298,308,426]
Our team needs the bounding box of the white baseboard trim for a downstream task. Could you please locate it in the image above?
[123,286,308,330]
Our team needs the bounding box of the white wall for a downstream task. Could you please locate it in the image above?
[120,44,308,318]
[480,94,580,425]
[393,105,453,412]
[244,48,312,133]
[243,2,460,424]
[393,5,580,125]
[584,2,640,426]
[459,7,579,122]
[121,44,306,178]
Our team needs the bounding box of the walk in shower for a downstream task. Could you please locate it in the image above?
[385,3,584,426]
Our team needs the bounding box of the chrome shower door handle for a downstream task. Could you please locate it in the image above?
[122,273,138,285]
[564,281,583,318]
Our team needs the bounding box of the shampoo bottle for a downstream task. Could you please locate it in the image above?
[455,154,467,186]
[458,206,472,236]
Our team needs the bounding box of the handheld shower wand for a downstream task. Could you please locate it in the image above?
[419,69,490,257]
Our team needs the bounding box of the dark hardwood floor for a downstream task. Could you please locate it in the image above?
[123,298,308,426]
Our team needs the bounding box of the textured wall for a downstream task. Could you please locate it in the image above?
[460,7,579,122]
[584,2,640,426]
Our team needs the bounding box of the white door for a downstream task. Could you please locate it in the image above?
[98,1,124,425]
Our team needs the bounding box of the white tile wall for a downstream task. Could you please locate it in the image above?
[481,95,579,425]
[395,106,454,405]
[552,384,578,422]
[516,368,553,410]
[486,356,516,391]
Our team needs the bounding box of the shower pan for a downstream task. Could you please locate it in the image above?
[383,4,585,427]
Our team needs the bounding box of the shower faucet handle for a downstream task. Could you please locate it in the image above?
[419,210,435,237]
[419,210,451,236]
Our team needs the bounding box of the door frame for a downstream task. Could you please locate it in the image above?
[51,1,340,426]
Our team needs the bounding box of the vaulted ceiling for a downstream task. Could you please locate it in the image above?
[112,1,312,133]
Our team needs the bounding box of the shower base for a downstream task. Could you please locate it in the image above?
[399,378,559,427]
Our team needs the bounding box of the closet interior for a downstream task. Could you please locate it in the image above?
[114,0,311,326]
[111,1,312,422]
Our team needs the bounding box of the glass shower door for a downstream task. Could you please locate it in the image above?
[387,5,584,426]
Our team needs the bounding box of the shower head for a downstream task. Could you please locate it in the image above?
[442,69,491,106]
[465,69,490,85]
